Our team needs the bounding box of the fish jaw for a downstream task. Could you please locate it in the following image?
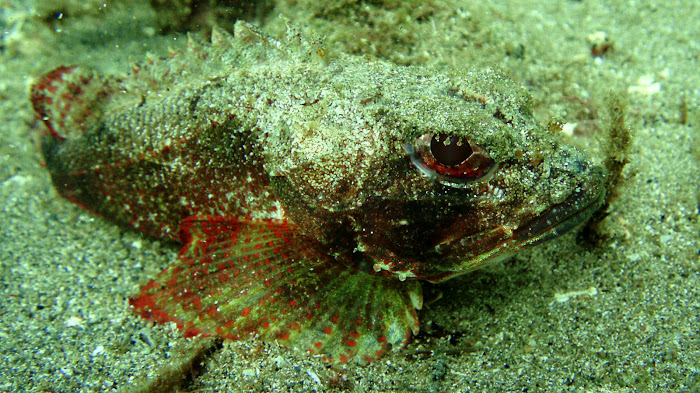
[430,166,607,282]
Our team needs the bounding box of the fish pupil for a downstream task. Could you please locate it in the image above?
[430,134,473,167]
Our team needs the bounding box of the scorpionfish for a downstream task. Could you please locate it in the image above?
[31,22,606,364]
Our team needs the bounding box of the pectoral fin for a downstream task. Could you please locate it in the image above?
[130,216,422,364]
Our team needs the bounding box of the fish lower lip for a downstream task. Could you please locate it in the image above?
[513,186,605,246]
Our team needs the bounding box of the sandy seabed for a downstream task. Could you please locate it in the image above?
[0,0,697,391]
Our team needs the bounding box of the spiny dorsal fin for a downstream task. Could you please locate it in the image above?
[232,20,326,62]
[210,25,234,48]
[233,20,277,47]
[283,20,326,61]
[186,32,211,61]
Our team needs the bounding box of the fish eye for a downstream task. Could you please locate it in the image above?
[430,134,473,167]
[405,133,498,184]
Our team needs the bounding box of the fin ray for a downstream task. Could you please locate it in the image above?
[30,66,113,140]
[131,216,421,364]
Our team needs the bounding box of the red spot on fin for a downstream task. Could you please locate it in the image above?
[31,66,114,141]
[130,216,422,364]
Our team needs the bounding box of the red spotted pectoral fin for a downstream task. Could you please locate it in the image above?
[130,216,422,364]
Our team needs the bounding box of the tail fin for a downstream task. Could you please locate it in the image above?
[30,66,112,141]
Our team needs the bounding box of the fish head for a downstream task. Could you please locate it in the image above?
[268,66,607,282]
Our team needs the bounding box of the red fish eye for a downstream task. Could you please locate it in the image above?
[406,133,498,184]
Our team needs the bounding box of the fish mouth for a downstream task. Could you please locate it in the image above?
[512,183,606,248]
[359,170,607,283]
[420,179,606,283]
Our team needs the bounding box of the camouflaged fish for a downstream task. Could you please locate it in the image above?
[31,21,606,364]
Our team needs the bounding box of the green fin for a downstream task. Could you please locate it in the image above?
[131,216,422,364]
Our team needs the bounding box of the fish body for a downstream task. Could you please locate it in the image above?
[32,22,606,363]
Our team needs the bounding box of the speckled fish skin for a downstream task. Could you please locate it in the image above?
[32,21,606,363]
